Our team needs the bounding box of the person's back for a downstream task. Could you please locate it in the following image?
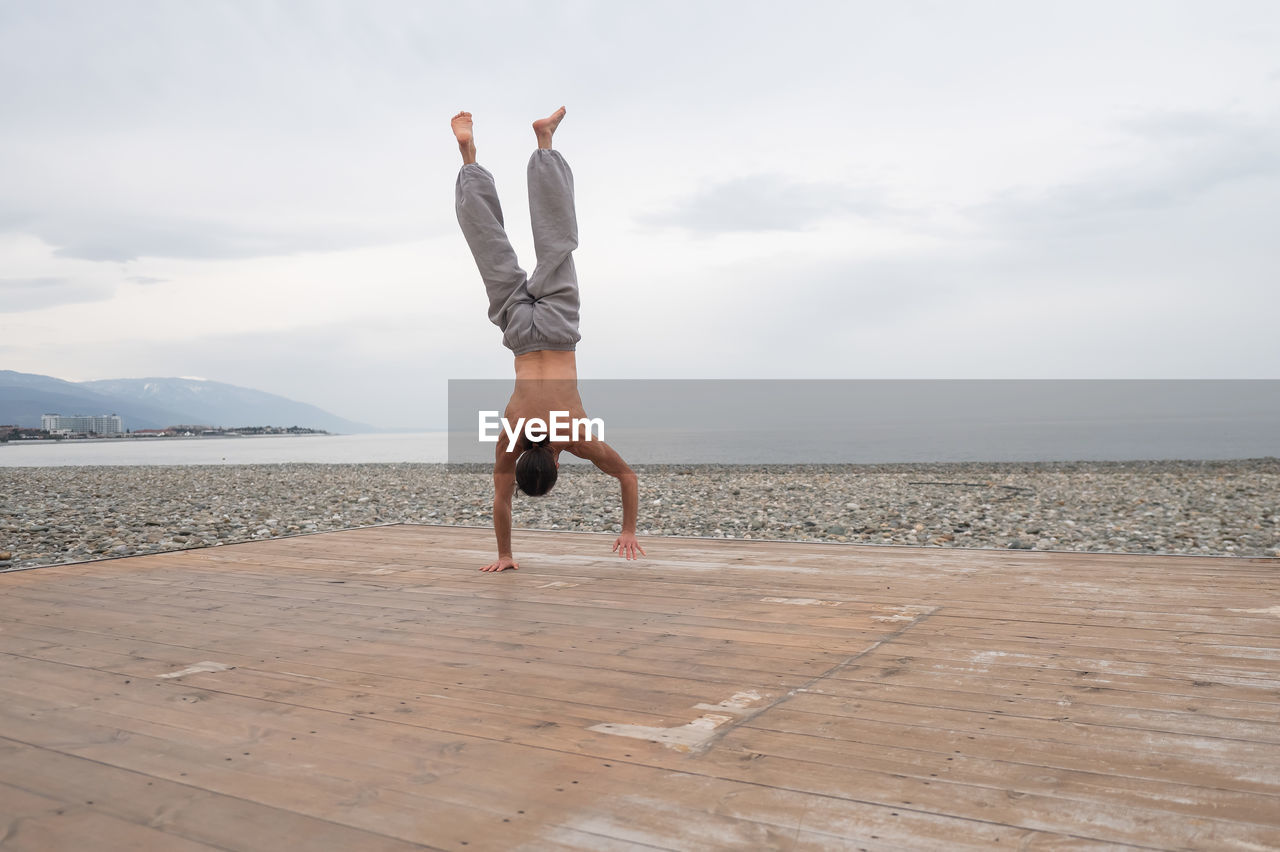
[514,349,578,382]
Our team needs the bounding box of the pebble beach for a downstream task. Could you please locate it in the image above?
[2,459,1277,571]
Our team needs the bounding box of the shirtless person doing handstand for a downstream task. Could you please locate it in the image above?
[452,107,644,572]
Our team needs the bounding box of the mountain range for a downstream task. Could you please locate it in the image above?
[0,371,377,434]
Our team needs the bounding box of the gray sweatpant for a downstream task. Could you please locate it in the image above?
[455,150,582,356]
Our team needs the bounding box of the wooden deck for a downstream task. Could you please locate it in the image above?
[1,524,1278,851]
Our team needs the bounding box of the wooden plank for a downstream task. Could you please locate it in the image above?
[0,741,432,852]
[689,745,1280,850]
[2,579,901,657]
[835,653,1280,705]
[0,776,226,852]
[0,618,835,702]
[826,663,1280,722]
[0,618,805,722]
[721,724,1280,827]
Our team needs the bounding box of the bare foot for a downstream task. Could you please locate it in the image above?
[533,106,566,150]
[451,111,476,165]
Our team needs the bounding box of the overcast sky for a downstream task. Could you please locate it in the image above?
[2,0,1277,428]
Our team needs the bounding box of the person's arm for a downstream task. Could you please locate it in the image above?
[571,439,646,560]
[484,445,519,572]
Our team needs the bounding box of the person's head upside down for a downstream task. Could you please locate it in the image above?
[515,440,557,497]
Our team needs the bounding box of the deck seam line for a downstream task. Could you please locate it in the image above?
[688,606,944,756]
[752,698,1280,751]
[803,672,1280,714]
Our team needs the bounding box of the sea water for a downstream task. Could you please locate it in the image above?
[5,381,1278,467]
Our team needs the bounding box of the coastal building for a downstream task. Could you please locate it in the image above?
[41,413,124,435]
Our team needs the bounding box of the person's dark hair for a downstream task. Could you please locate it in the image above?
[515,439,557,496]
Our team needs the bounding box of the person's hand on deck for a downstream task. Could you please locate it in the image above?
[481,554,520,572]
[612,532,646,560]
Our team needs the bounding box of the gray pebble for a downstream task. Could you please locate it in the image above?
[0,459,1277,571]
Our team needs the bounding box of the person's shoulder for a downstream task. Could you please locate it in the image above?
[570,439,632,474]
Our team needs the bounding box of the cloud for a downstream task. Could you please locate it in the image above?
[639,174,891,235]
[974,109,1280,235]
[6,315,498,429]
[0,276,114,313]
[7,212,424,263]
[0,2,451,263]
[683,227,1280,380]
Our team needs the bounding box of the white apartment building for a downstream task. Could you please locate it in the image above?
[41,413,124,435]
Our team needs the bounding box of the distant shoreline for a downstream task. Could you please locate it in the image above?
[2,432,334,447]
